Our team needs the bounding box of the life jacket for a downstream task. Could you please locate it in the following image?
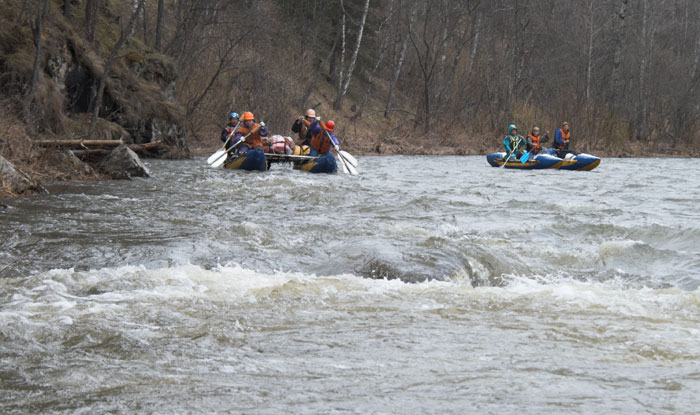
[238,123,263,149]
[504,134,522,150]
[554,128,570,149]
[310,121,333,154]
[528,133,541,153]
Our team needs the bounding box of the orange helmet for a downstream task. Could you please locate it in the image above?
[305,109,316,118]
[325,120,335,131]
[241,111,254,121]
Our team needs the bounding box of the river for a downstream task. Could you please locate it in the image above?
[1,156,699,414]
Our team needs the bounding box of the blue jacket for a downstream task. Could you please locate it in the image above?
[554,128,570,150]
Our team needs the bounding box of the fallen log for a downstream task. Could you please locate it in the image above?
[33,140,161,152]
[128,141,161,151]
[33,139,124,147]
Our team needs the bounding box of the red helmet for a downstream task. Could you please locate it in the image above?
[325,120,335,131]
[241,111,254,121]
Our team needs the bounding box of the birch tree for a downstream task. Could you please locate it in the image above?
[333,0,370,110]
[384,0,413,118]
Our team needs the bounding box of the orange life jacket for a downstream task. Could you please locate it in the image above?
[554,128,571,149]
[528,133,541,153]
[238,123,263,149]
[310,121,332,154]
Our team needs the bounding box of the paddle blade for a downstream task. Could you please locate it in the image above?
[337,155,350,174]
[346,161,358,175]
[210,151,228,168]
[339,150,358,167]
[521,151,530,164]
[500,154,510,168]
[207,148,225,164]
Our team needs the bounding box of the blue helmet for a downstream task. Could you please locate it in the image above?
[508,124,517,134]
[229,112,239,119]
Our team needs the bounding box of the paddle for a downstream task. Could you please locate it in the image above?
[520,150,530,164]
[210,122,264,168]
[338,150,358,167]
[207,121,240,164]
[501,137,522,168]
[325,130,357,175]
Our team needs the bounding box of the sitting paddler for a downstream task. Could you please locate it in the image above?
[525,126,549,155]
[553,121,576,158]
[308,119,338,158]
[220,112,240,150]
[232,111,268,155]
[503,124,525,161]
[291,108,317,147]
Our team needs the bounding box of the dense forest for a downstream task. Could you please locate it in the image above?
[2,0,700,195]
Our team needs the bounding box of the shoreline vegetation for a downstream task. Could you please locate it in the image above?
[2,1,699,199]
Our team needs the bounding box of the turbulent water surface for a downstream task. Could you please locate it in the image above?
[1,156,699,414]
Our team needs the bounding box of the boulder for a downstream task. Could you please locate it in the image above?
[97,144,150,180]
[0,155,44,196]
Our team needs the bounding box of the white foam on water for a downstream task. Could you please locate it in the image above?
[502,272,700,320]
[3,263,698,334]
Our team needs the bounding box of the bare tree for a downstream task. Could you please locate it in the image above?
[88,0,146,138]
[155,0,165,51]
[85,0,100,42]
[23,0,49,131]
[333,0,371,110]
[384,0,412,118]
[63,0,72,19]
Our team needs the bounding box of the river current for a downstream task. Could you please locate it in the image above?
[1,156,699,414]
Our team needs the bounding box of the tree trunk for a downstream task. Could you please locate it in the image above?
[468,10,481,76]
[85,0,99,43]
[333,0,371,110]
[609,0,628,111]
[155,0,165,51]
[88,0,145,138]
[336,11,346,106]
[585,0,595,106]
[23,0,49,131]
[384,5,412,118]
[63,0,72,19]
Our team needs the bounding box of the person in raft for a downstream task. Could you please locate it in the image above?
[503,124,525,160]
[233,111,268,155]
[553,121,575,158]
[291,108,317,147]
[220,112,240,150]
[525,126,549,156]
[308,119,339,158]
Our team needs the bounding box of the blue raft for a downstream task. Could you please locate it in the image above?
[547,150,601,171]
[292,152,338,174]
[223,147,268,171]
[486,152,571,169]
[487,150,601,171]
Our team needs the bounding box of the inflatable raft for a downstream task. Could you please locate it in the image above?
[223,147,268,171]
[486,152,572,169]
[549,150,601,171]
[292,152,337,174]
[486,150,600,171]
